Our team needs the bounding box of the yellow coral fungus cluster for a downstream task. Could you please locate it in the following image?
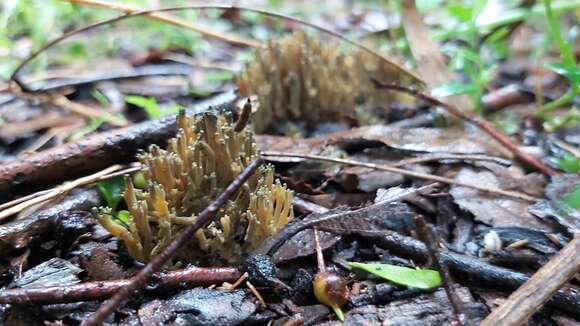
[236,31,411,133]
[96,112,293,264]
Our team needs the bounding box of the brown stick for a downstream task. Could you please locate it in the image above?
[415,216,465,324]
[65,0,261,48]
[371,80,559,176]
[0,266,240,304]
[480,236,580,325]
[82,158,264,326]
[0,92,236,201]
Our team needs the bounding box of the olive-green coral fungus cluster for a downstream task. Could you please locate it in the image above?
[236,31,411,133]
[96,112,293,264]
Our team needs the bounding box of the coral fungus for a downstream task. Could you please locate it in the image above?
[236,31,411,133]
[96,111,293,264]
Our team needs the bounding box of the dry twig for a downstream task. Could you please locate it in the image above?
[0,267,240,304]
[0,165,129,221]
[415,216,466,324]
[82,158,264,326]
[50,95,127,126]
[65,0,261,48]
[261,151,537,202]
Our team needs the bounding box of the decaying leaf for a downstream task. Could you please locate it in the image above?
[450,167,549,231]
[258,125,512,162]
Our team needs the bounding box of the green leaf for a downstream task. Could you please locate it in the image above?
[69,116,105,141]
[432,83,479,97]
[484,26,510,45]
[205,71,235,83]
[125,95,181,120]
[557,155,580,173]
[348,262,441,289]
[564,187,580,210]
[97,177,124,212]
[447,4,473,22]
[544,63,580,85]
[116,210,132,226]
[125,95,163,120]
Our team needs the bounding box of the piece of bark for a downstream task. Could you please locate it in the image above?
[0,188,101,255]
[0,92,236,201]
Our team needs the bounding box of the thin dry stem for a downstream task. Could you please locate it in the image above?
[65,0,261,48]
[51,95,127,126]
[261,151,537,202]
[314,227,326,272]
[0,165,140,221]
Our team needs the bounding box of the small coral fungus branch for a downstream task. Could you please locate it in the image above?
[96,111,294,264]
[10,5,422,93]
[236,31,416,133]
[83,158,264,326]
[371,80,559,177]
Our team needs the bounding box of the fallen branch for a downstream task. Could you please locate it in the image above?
[82,158,264,326]
[65,0,261,48]
[371,80,559,177]
[0,91,236,201]
[0,266,240,304]
[260,151,537,202]
[480,235,580,325]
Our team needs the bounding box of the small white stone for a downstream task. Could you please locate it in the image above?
[484,230,502,252]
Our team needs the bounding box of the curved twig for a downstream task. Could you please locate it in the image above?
[10,5,423,92]
[65,0,261,48]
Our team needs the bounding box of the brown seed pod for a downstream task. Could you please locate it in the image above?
[313,271,349,321]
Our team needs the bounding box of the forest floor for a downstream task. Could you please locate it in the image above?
[0,1,578,325]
